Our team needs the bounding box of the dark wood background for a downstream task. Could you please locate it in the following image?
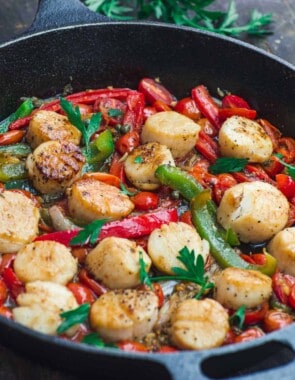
[0,1,294,379]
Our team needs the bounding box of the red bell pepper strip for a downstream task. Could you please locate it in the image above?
[195,130,220,163]
[2,267,25,300]
[192,85,220,129]
[233,164,274,184]
[122,92,145,133]
[78,269,107,297]
[222,94,251,109]
[9,88,136,130]
[34,208,178,246]
[219,107,257,122]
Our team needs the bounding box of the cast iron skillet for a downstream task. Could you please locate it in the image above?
[0,1,295,379]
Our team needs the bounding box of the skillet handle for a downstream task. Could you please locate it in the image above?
[27,0,111,34]
[151,333,295,380]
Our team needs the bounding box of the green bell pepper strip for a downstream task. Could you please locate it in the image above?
[0,163,28,182]
[0,143,31,158]
[5,178,38,194]
[82,129,114,170]
[190,190,277,276]
[0,99,34,133]
[155,164,204,201]
[155,164,217,217]
[155,164,239,245]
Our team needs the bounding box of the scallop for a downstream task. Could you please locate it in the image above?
[67,177,134,223]
[124,142,175,190]
[14,241,78,285]
[89,289,158,342]
[217,181,289,243]
[86,237,151,289]
[141,111,201,158]
[171,299,229,350]
[147,222,209,275]
[218,116,273,163]
[26,110,81,148]
[0,191,39,253]
[268,227,295,276]
[214,267,272,309]
[13,281,79,336]
[26,140,85,194]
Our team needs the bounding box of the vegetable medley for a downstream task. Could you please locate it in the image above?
[0,78,295,353]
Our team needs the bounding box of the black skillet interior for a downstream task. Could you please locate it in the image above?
[0,0,295,379]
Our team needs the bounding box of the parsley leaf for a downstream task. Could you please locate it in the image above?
[82,333,117,348]
[57,303,90,334]
[274,154,295,180]
[229,305,246,329]
[151,246,214,298]
[84,0,273,37]
[139,251,152,288]
[209,157,248,174]
[70,219,108,246]
[120,183,138,196]
[60,97,102,152]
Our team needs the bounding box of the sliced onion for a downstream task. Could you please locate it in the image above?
[48,205,78,231]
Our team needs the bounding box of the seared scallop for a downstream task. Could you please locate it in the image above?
[124,142,175,190]
[0,191,39,253]
[67,177,134,223]
[14,241,78,285]
[217,181,289,243]
[13,281,79,336]
[214,267,272,309]
[147,222,209,275]
[89,289,158,342]
[141,111,201,158]
[26,140,85,194]
[171,299,229,350]
[218,116,273,162]
[86,237,151,289]
[268,227,295,276]
[26,110,81,148]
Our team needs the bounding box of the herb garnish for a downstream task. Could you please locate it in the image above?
[60,97,102,152]
[209,157,248,174]
[274,153,295,180]
[150,246,214,299]
[120,183,138,196]
[70,219,108,246]
[229,305,246,329]
[139,251,152,288]
[82,333,117,348]
[57,303,90,334]
[84,0,272,37]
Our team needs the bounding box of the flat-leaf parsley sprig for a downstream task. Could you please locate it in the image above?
[70,219,108,246]
[57,303,90,334]
[60,97,102,152]
[146,246,214,299]
[83,0,273,37]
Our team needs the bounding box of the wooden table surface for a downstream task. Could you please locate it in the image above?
[0,1,294,379]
